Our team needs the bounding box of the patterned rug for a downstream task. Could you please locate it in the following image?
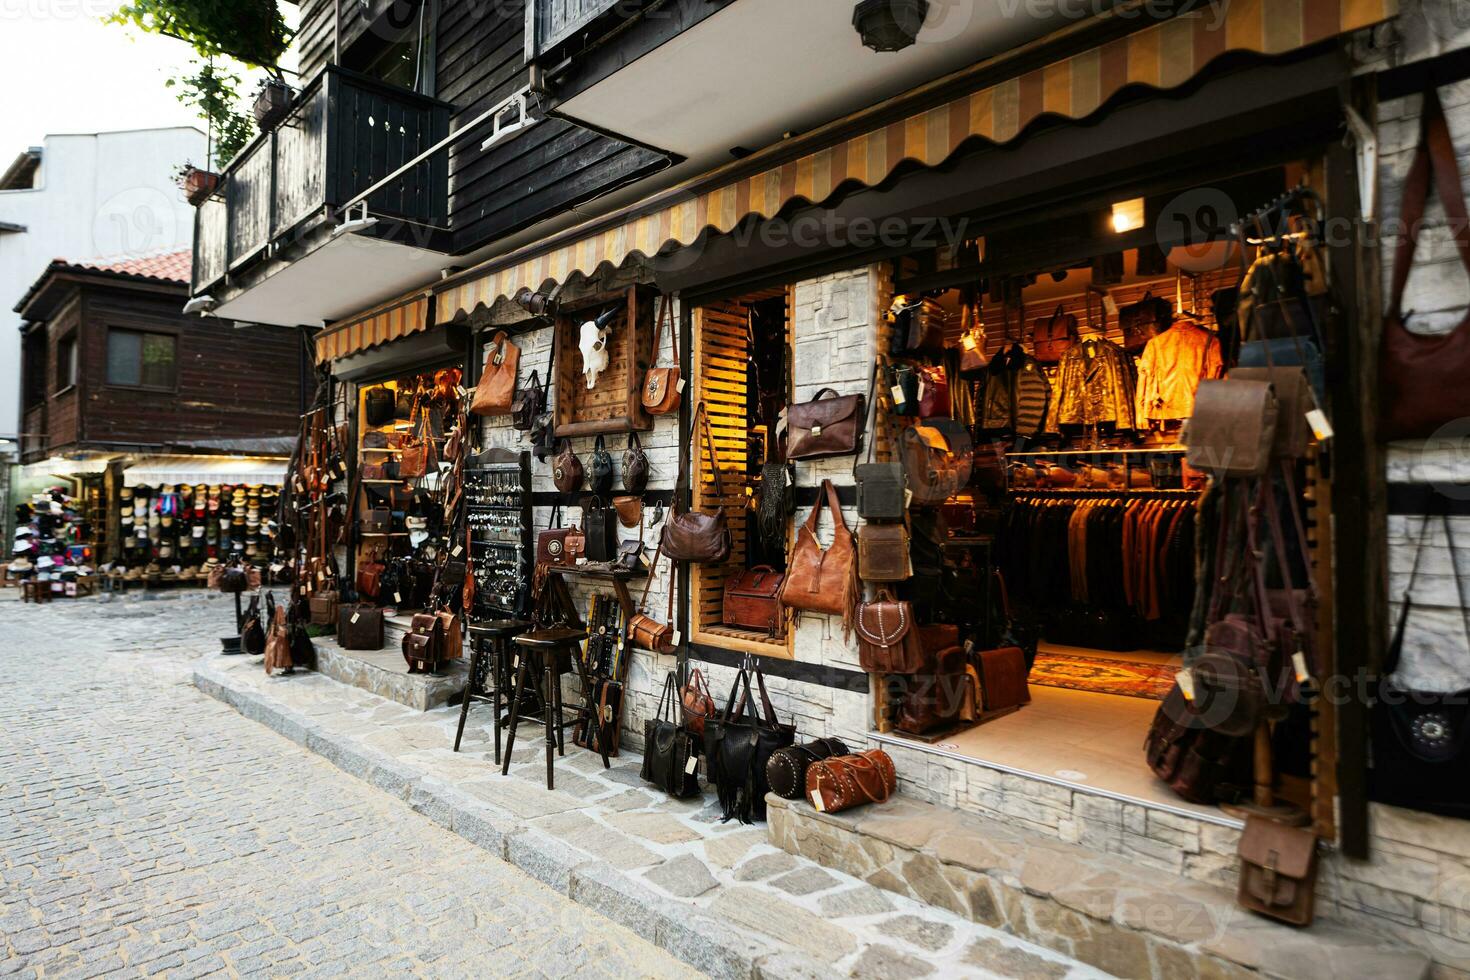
[1029,652,1177,701]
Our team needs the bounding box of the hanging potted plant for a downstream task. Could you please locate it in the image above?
[252,76,292,130]
[175,161,220,207]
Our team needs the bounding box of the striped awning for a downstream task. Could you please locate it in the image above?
[438,0,1397,320]
[315,294,431,362]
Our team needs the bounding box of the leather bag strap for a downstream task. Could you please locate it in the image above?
[1390,86,1470,321]
[651,294,678,367]
[699,403,725,500]
[805,478,848,536]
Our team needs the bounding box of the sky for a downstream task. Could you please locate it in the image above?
[0,2,299,159]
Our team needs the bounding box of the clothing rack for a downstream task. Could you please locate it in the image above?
[1005,446,1186,458]
[1011,488,1200,499]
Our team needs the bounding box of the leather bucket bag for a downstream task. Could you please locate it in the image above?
[779,478,857,629]
[805,749,896,814]
[661,404,731,563]
[1382,86,1470,440]
[643,294,682,415]
[471,330,520,416]
[787,388,867,460]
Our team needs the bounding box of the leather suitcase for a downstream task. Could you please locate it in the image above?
[723,565,784,634]
[338,604,384,650]
[977,646,1031,712]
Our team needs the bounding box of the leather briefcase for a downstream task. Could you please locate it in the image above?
[723,565,784,634]
[787,388,866,460]
[858,523,911,582]
[855,463,905,521]
[1183,379,1279,478]
[338,604,384,650]
[360,505,391,536]
[1237,816,1318,926]
[854,592,924,674]
[977,646,1031,712]
[309,590,338,627]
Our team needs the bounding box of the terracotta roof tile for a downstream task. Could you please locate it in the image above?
[73,250,192,283]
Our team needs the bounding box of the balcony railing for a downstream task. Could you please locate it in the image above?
[193,65,451,294]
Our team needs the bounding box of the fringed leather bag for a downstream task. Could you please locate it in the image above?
[707,665,794,824]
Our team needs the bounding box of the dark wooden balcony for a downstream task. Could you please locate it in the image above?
[193,65,452,295]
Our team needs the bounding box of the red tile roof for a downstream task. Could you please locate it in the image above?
[71,250,192,283]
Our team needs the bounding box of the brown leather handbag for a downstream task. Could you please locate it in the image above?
[399,400,437,479]
[629,547,676,653]
[1183,379,1278,478]
[263,601,292,676]
[661,404,731,563]
[643,294,682,415]
[1237,816,1318,926]
[1031,303,1078,364]
[471,330,520,416]
[681,666,717,737]
[779,479,856,628]
[338,604,384,650]
[787,388,867,460]
[1119,291,1172,352]
[552,440,584,495]
[854,591,924,674]
[805,749,896,814]
[858,523,910,583]
[1382,86,1470,441]
[976,646,1031,712]
[402,612,445,671]
[613,496,643,529]
[355,551,385,599]
[722,565,784,634]
[536,524,584,567]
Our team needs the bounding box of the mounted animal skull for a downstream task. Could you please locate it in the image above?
[578,307,619,389]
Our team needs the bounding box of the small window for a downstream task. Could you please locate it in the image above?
[55,334,76,391]
[107,329,177,390]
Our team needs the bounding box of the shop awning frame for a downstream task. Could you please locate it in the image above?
[435,0,1397,321]
[315,293,433,363]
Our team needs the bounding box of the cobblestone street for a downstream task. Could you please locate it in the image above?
[0,592,695,979]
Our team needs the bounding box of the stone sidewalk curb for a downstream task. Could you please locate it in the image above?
[193,659,823,980]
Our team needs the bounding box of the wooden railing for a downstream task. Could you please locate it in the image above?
[192,65,451,294]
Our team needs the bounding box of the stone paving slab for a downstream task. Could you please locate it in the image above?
[194,651,1101,980]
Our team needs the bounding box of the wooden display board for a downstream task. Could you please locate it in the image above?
[553,286,653,438]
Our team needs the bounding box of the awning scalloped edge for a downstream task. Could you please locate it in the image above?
[315,295,431,363]
[437,0,1396,322]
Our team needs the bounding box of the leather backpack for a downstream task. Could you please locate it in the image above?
[661,404,730,563]
[643,294,682,415]
[779,478,856,629]
[471,331,520,416]
[552,440,584,495]
[623,432,650,495]
[854,591,924,673]
[1031,303,1078,364]
[722,565,784,634]
[588,434,614,496]
[402,611,445,672]
[1382,86,1470,440]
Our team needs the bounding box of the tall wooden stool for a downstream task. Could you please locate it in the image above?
[502,627,609,789]
[457,619,529,763]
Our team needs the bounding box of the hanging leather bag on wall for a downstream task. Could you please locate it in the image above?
[510,369,543,431]
[364,386,395,427]
[643,294,682,415]
[552,440,584,495]
[661,404,731,563]
[779,478,857,627]
[1031,303,1078,364]
[854,591,924,673]
[1119,291,1172,352]
[584,497,618,563]
[399,398,437,479]
[1237,817,1319,927]
[958,297,989,377]
[1382,86,1470,440]
[588,434,614,496]
[858,523,911,583]
[853,377,905,521]
[892,298,945,354]
[471,331,520,416]
[628,548,676,653]
[914,365,949,419]
[722,565,785,634]
[787,388,867,460]
[901,422,970,505]
[1182,379,1278,479]
[623,432,650,495]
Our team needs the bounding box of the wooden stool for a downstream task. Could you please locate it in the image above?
[502,627,609,790]
[457,619,529,764]
[21,580,49,604]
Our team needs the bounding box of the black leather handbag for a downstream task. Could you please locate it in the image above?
[584,497,618,564]
[364,386,396,427]
[765,736,849,800]
[510,370,543,431]
[706,666,795,824]
[623,431,650,496]
[641,674,702,798]
[589,434,615,496]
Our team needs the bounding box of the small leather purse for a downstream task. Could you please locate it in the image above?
[642,294,682,416]
[858,523,911,583]
[805,749,896,814]
[1237,817,1318,926]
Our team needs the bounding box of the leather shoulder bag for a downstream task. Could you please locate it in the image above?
[681,665,717,737]
[1031,303,1078,365]
[854,591,923,674]
[588,434,614,496]
[510,369,543,431]
[957,298,988,377]
[364,385,395,427]
[858,522,911,583]
[765,736,849,800]
[584,496,617,564]
[471,330,520,416]
[805,749,896,814]
[722,564,785,634]
[1382,85,1470,440]
[1237,816,1318,927]
[643,294,682,416]
[708,666,795,824]
[853,366,905,521]
[552,440,584,495]
[399,397,437,479]
[641,673,702,798]
[623,432,650,495]
[779,478,857,632]
[788,387,867,460]
[661,404,731,564]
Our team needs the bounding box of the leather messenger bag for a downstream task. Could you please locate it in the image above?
[661,404,731,563]
[1183,379,1278,479]
[787,388,866,460]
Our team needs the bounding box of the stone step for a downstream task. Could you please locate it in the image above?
[312,635,467,711]
[766,793,1431,980]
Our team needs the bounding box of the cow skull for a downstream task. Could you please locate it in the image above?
[579,307,618,389]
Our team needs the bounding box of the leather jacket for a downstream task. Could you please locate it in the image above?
[1135,317,1223,423]
[1053,338,1137,429]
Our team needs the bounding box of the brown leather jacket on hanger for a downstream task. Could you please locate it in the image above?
[1134,317,1223,424]
[1053,337,1137,429]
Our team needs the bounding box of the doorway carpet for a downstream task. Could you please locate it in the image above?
[1028,651,1175,700]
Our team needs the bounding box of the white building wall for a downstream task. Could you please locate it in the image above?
[0,126,205,436]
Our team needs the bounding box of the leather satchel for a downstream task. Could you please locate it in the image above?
[854,591,924,674]
[355,552,385,599]
[1032,303,1078,364]
[471,330,520,416]
[309,590,338,627]
[788,388,866,460]
[552,440,584,495]
[1382,86,1470,440]
[364,386,395,427]
[780,479,857,627]
[722,565,784,634]
[855,463,905,521]
[1119,291,1172,352]
[976,646,1031,712]
[589,434,614,496]
[338,604,383,649]
[1183,379,1278,478]
[623,432,649,495]
[436,608,463,660]
[766,737,849,800]
[643,294,682,416]
[402,612,445,671]
[662,404,731,563]
[641,674,701,798]
[680,666,716,737]
[858,523,911,583]
[510,369,543,431]
[1229,367,1312,458]
[1237,817,1318,927]
[805,749,896,814]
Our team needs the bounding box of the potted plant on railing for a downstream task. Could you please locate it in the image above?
[175,162,220,207]
[252,76,292,130]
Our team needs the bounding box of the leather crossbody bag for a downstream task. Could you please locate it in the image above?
[858,523,911,583]
[471,330,520,416]
[765,737,849,800]
[779,478,856,627]
[722,565,784,634]
[805,749,896,814]
[853,369,905,521]
[643,294,682,416]
[854,591,924,674]
[661,404,731,563]
[1237,816,1318,927]
[641,674,701,798]
[628,546,676,653]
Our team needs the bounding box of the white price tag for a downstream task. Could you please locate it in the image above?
[1306,409,1334,442]
[903,489,914,508]
[513,656,520,670]
[1102,293,1119,316]
[890,384,906,407]
[685,756,698,775]
[456,385,467,398]
[810,790,826,813]
[394,592,402,604]
[1292,651,1312,685]
[453,545,463,557]
[676,378,687,394]
[670,631,681,647]
[351,612,361,624]
[1176,669,1196,703]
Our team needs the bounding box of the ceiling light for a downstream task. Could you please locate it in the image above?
[853,0,929,53]
[1111,198,1146,235]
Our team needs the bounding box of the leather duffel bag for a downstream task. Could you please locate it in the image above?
[723,565,784,634]
[805,749,896,814]
[338,604,384,650]
[787,388,866,460]
[766,736,849,800]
